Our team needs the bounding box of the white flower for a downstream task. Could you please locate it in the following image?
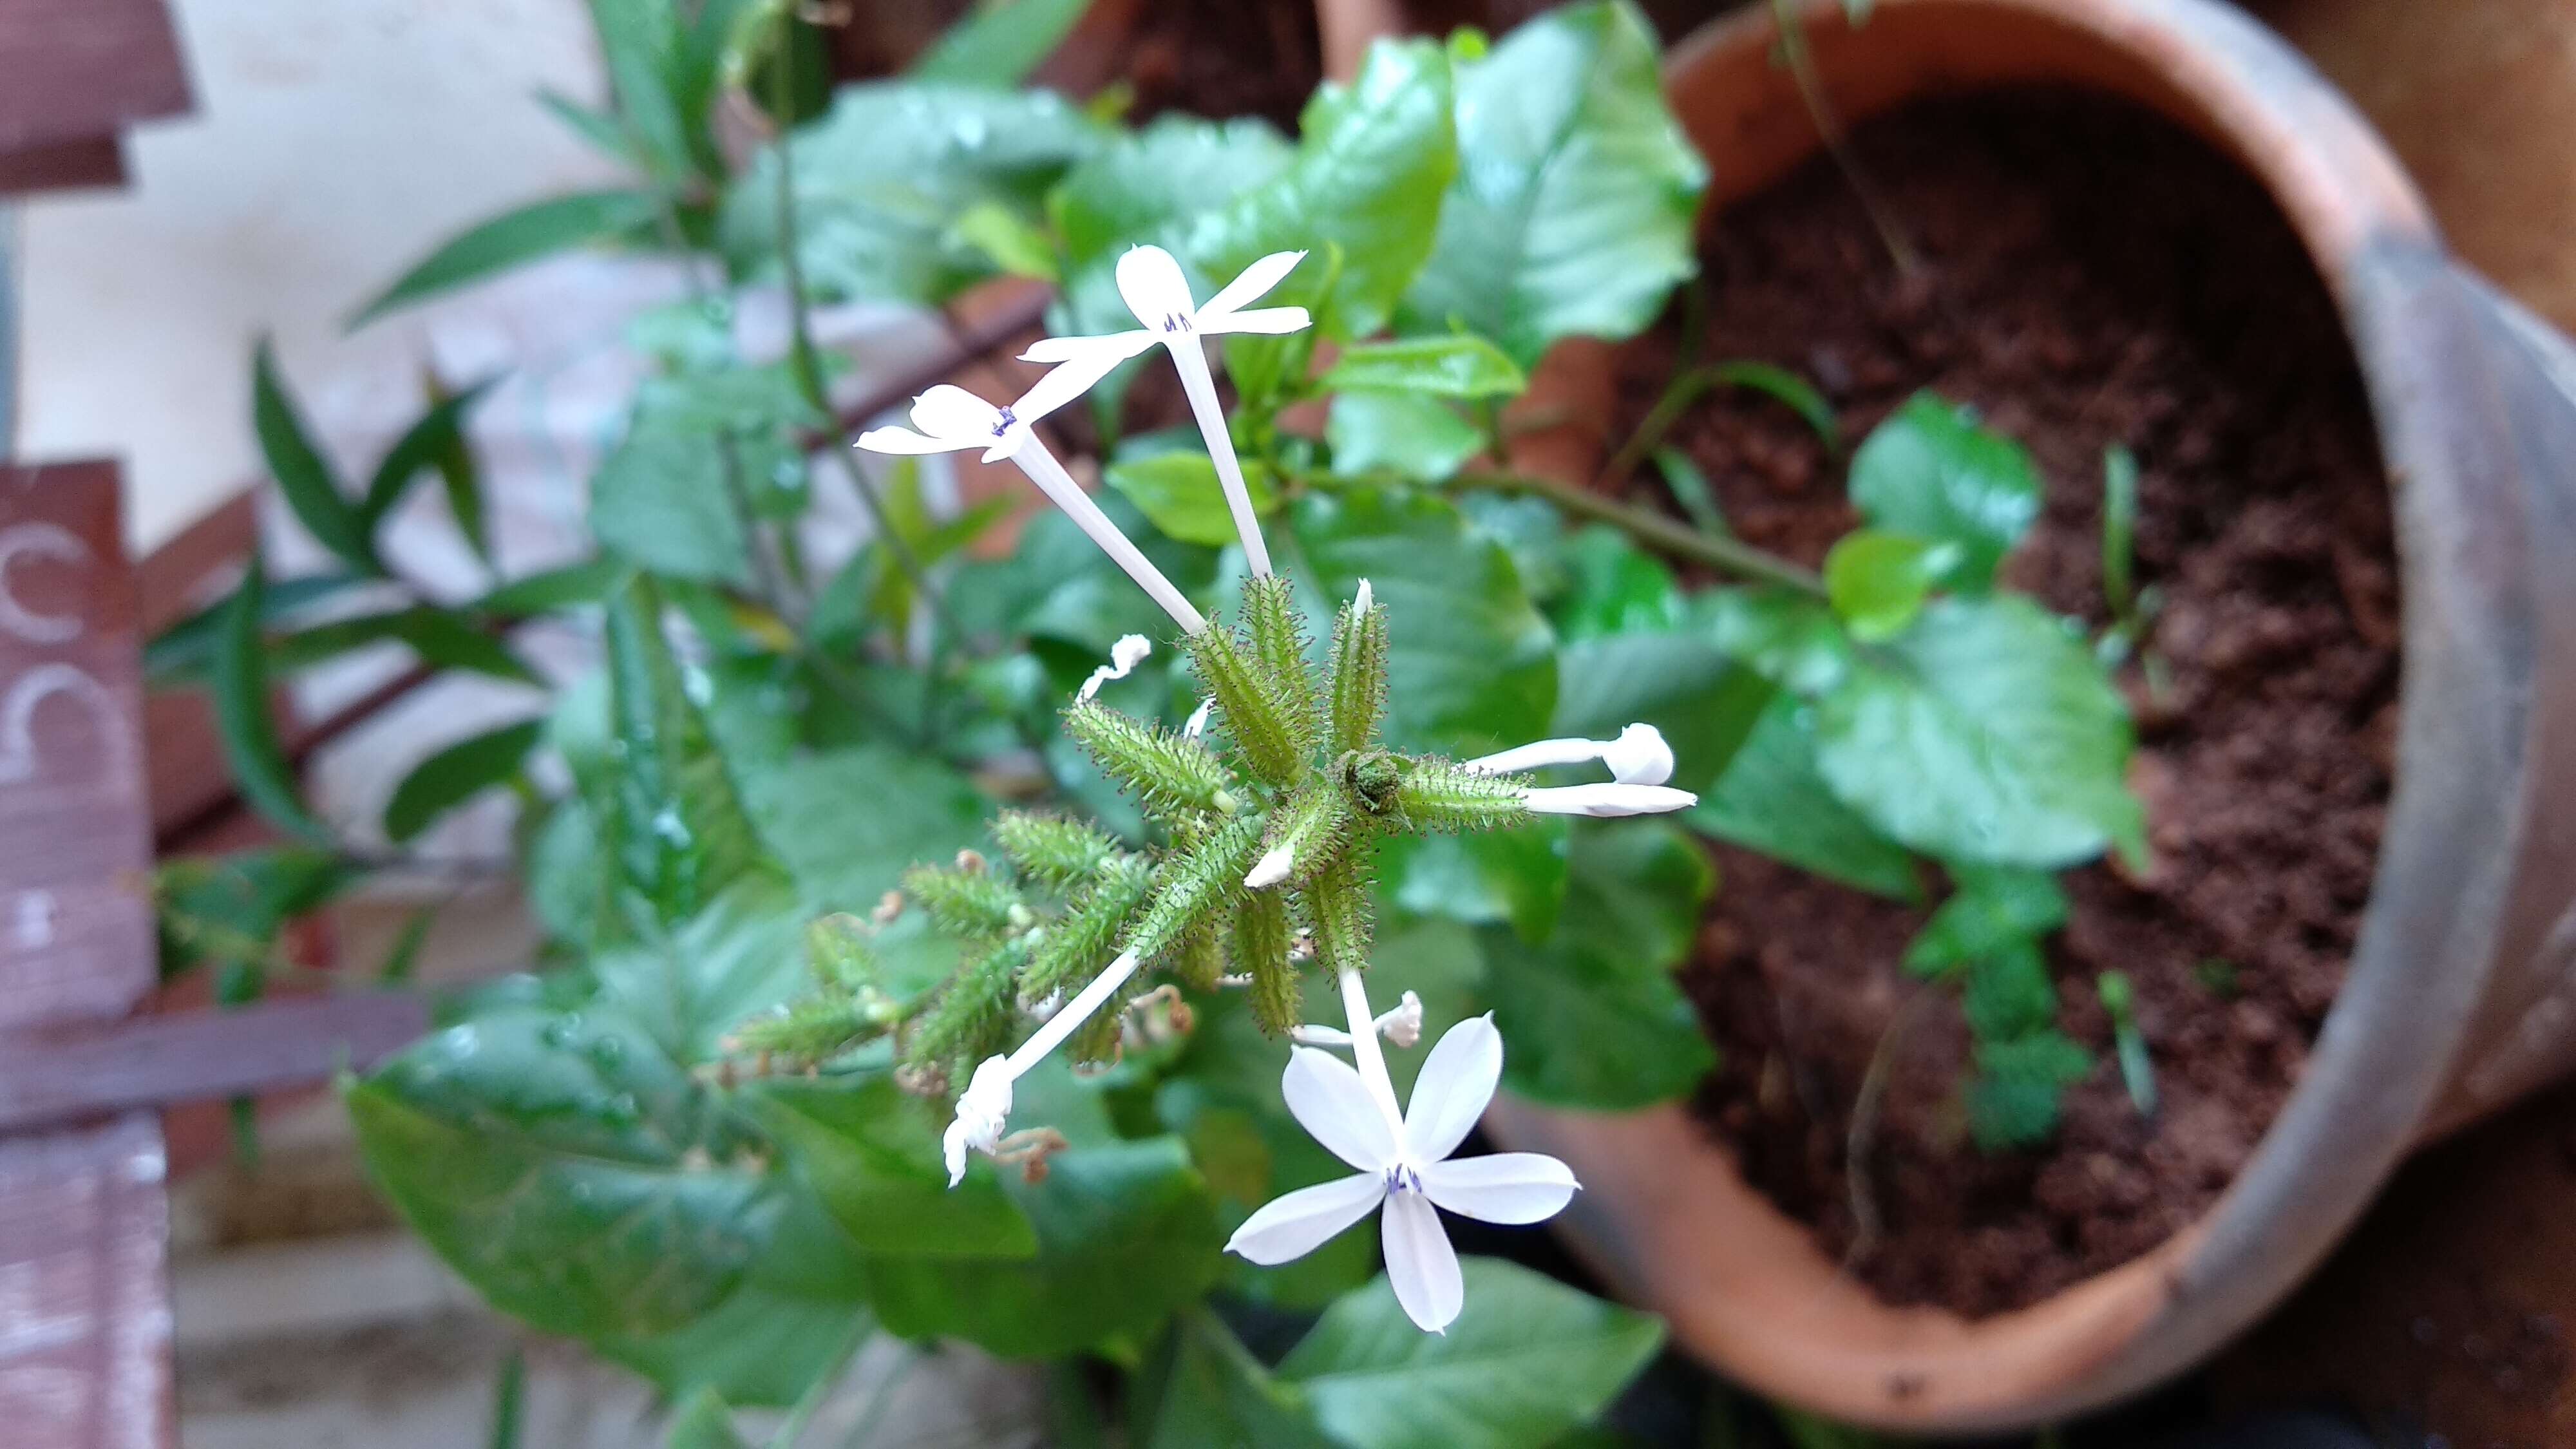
[1244,840,1296,890]
[1464,722,1698,819]
[1227,972,1578,1333]
[857,372,1206,634]
[941,948,1142,1186]
[1077,634,1152,701]
[1021,245,1310,577]
[1182,696,1214,739]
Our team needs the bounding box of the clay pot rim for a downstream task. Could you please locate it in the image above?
[1486,0,2538,1432]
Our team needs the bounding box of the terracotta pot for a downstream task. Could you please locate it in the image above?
[1483,0,2576,1432]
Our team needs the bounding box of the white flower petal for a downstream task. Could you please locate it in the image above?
[1283,1045,1399,1171]
[1225,1171,1387,1265]
[1244,841,1294,889]
[1603,723,1675,786]
[1182,697,1214,739]
[1019,329,1157,365]
[1524,783,1698,817]
[943,1055,1015,1187]
[1012,349,1128,427]
[1382,1189,1464,1333]
[1404,1013,1502,1161]
[1464,735,1603,775]
[1076,633,1153,701]
[1378,990,1423,1050]
[911,384,1005,441]
[1116,243,1198,326]
[855,425,976,455]
[1419,1152,1579,1224]
[1200,249,1306,319]
[1199,305,1309,337]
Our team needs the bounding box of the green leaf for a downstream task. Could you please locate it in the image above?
[272,606,538,684]
[473,558,622,618]
[664,1389,749,1449]
[252,342,374,573]
[1549,630,1743,793]
[1104,452,1280,548]
[1812,595,2141,868]
[593,878,807,1064]
[1137,1310,1336,1449]
[1701,360,1839,452]
[1050,116,1293,270]
[347,1005,783,1340]
[2101,442,2139,616]
[1846,393,2041,588]
[603,574,782,924]
[1383,824,1569,943]
[1902,866,2067,978]
[1480,820,1714,1108]
[1687,684,1920,900]
[1823,529,1961,642]
[723,83,1105,306]
[146,571,362,685]
[1967,1029,2092,1150]
[744,746,989,913]
[911,0,1094,86]
[1279,1257,1665,1449]
[1290,489,1555,756]
[155,846,353,978]
[589,417,754,587]
[1318,336,1526,399]
[210,555,328,842]
[588,0,694,182]
[1179,37,1457,339]
[948,200,1059,281]
[1551,525,1683,640]
[1327,392,1484,483]
[1962,938,2060,1041]
[1701,585,1855,696]
[860,1105,1222,1359]
[384,719,542,842]
[743,1075,1036,1257]
[1650,446,1726,535]
[352,191,661,325]
[361,379,493,539]
[1397,1,1705,366]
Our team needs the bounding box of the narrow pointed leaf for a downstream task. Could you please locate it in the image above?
[352,190,661,325]
[253,341,374,573]
[211,555,328,842]
[384,719,542,842]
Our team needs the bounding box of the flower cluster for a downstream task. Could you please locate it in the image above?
[855,245,1695,1332]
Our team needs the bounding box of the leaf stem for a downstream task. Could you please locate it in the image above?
[1450,469,1827,596]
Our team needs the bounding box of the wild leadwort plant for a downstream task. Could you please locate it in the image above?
[825,245,1694,1331]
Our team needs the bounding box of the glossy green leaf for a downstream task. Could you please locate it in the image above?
[1902,866,2067,979]
[744,1075,1036,1258]
[1823,529,1961,642]
[211,555,328,842]
[1290,489,1555,756]
[1398,1,1705,366]
[1687,684,1920,900]
[1812,595,2142,868]
[1179,37,1456,339]
[589,417,753,587]
[1106,452,1280,548]
[1480,820,1714,1108]
[1137,1311,1335,1449]
[146,571,362,685]
[384,719,542,842]
[948,200,1059,280]
[723,83,1104,305]
[347,1005,783,1340]
[1551,526,1683,640]
[352,191,661,325]
[911,0,1095,86]
[744,745,989,913]
[587,0,694,182]
[1701,585,1854,696]
[252,341,374,573]
[592,878,806,1064]
[272,606,538,684]
[1279,1257,1665,1449]
[1383,824,1569,943]
[1318,336,1526,399]
[1846,393,2041,588]
[602,574,781,925]
[860,1126,1222,1359]
[1327,392,1483,483]
[1050,116,1293,270]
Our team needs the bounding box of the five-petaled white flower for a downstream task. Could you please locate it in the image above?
[857,370,1206,634]
[1227,971,1578,1333]
[1022,244,1309,577]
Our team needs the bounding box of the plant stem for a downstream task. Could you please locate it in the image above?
[1450,469,1826,596]
[1770,0,1918,275]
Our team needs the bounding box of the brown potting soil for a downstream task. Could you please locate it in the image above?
[1616,91,2400,1316]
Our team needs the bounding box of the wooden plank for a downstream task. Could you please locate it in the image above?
[0,992,430,1137]
[0,0,189,153]
[0,1113,173,1449]
[0,464,153,1034]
